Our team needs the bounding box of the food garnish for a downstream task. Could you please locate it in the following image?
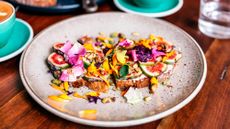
[78,109,97,120]
[46,32,182,107]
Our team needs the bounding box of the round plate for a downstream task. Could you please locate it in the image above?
[0,18,33,62]
[114,0,183,17]
[20,12,207,127]
[8,0,105,13]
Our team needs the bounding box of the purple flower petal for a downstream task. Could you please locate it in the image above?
[94,42,102,46]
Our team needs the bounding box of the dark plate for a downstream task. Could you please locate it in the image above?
[7,0,105,13]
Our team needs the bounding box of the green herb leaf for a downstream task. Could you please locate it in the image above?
[119,65,129,78]
[84,62,90,69]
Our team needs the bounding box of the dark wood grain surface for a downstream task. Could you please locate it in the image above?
[0,0,229,129]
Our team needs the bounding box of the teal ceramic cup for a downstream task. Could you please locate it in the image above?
[0,2,16,48]
[133,0,164,8]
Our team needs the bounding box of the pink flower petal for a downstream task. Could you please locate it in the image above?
[131,50,138,62]
[72,66,84,77]
[67,43,86,57]
[119,39,133,47]
[59,66,84,82]
[60,40,73,54]
[152,49,165,60]
[59,70,69,81]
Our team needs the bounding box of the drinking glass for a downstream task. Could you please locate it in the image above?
[198,0,230,39]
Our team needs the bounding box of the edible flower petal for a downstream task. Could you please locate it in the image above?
[150,77,158,85]
[83,43,95,52]
[102,58,110,72]
[103,43,113,49]
[131,50,138,62]
[73,92,86,99]
[100,76,110,86]
[84,91,100,97]
[149,34,156,40]
[150,77,158,93]
[79,109,97,120]
[59,66,84,82]
[63,81,69,91]
[143,39,154,49]
[94,42,101,46]
[118,39,133,47]
[48,95,69,102]
[50,83,66,93]
[67,43,86,57]
[58,94,72,100]
[87,61,99,76]
[60,40,72,54]
[68,55,84,67]
[110,63,118,75]
[152,49,165,60]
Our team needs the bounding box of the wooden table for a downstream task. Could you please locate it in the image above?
[0,1,229,129]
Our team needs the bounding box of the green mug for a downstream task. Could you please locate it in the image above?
[0,1,16,48]
[133,0,162,8]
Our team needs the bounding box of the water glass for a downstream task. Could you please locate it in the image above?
[198,0,230,39]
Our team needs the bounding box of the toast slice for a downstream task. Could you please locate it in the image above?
[76,36,112,92]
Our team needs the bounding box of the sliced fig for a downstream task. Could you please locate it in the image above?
[47,52,69,70]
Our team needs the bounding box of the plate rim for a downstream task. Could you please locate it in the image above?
[0,18,33,62]
[113,0,184,17]
[19,12,207,127]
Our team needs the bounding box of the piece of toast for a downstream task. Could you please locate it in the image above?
[72,78,109,93]
[116,75,150,90]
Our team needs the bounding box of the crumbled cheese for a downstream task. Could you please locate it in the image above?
[124,87,143,104]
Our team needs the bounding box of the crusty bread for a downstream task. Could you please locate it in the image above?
[72,75,150,92]
[116,76,150,90]
[85,81,109,93]
[72,78,109,93]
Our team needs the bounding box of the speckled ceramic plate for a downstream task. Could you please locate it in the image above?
[19,12,207,127]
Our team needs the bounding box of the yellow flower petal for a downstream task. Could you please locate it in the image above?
[48,95,69,102]
[105,49,113,56]
[83,43,95,52]
[110,63,118,75]
[143,39,152,49]
[112,54,117,66]
[58,94,72,100]
[79,109,97,120]
[150,77,158,85]
[73,92,86,99]
[87,61,99,75]
[149,34,156,40]
[84,91,100,97]
[100,76,110,87]
[103,43,113,49]
[50,83,66,93]
[63,81,69,91]
[102,58,110,72]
